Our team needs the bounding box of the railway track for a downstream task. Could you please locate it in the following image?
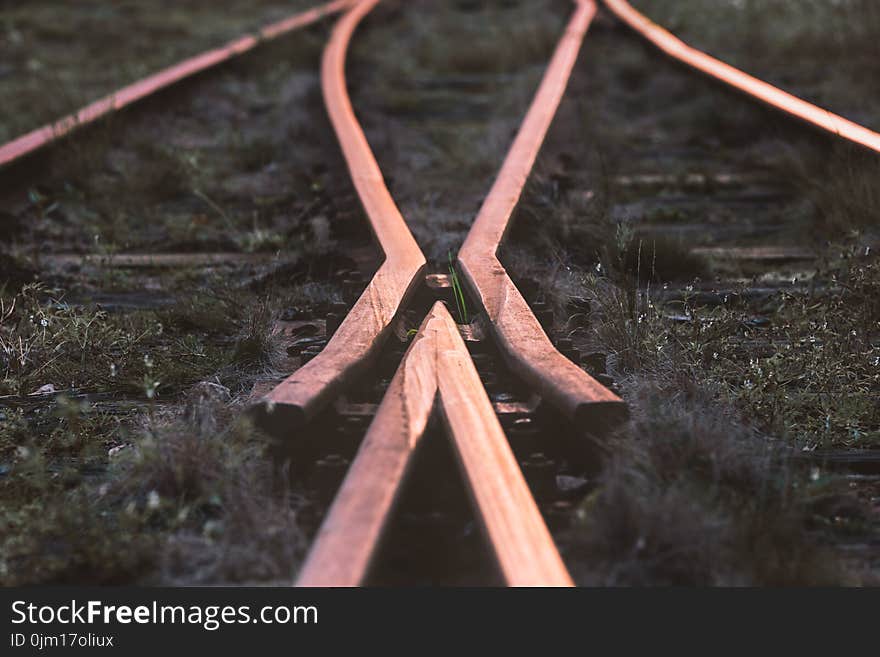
[0,0,355,168]
[1,0,878,586]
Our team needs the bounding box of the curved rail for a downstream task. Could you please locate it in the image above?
[253,0,426,433]
[297,302,572,587]
[458,0,626,430]
[0,0,354,169]
[602,0,880,154]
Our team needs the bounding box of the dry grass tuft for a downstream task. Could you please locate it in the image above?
[231,295,282,371]
[120,383,306,584]
[566,380,848,586]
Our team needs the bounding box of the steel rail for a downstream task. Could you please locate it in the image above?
[602,0,880,154]
[0,0,355,169]
[458,0,626,430]
[254,0,426,432]
[296,302,572,587]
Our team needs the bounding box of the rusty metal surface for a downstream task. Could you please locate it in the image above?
[297,302,571,587]
[11,0,874,590]
[602,0,880,153]
[0,0,354,169]
[435,314,573,587]
[254,0,426,432]
[458,0,626,429]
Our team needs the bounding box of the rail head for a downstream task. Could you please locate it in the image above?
[251,0,426,434]
[297,301,572,587]
[458,0,626,430]
[460,253,626,429]
[433,307,573,587]
[295,302,442,587]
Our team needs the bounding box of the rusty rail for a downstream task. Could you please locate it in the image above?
[6,0,872,590]
[253,0,426,433]
[0,0,354,169]
[297,302,572,587]
[296,0,621,588]
[458,0,626,430]
[258,0,624,436]
[601,0,880,154]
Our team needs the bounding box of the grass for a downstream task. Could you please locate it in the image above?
[231,295,283,370]
[2,12,331,258]
[632,0,880,124]
[119,387,306,585]
[569,243,880,451]
[511,166,878,572]
[1,386,306,585]
[0,0,357,585]
[410,7,561,76]
[0,283,237,399]
[783,145,880,240]
[497,2,880,581]
[448,252,469,324]
[520,244,877,583]
[0,274,311,585]
[0,0,319,142]
[2,0,874,587]
[600,1,880,244]
[565,379,852,586]
[0,281,303,585]
[352,0,564,263]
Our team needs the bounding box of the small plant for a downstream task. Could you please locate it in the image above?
[448,252,469,325]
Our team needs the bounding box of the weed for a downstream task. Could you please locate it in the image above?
[119,384,305,584]
[448,252,469,324]
[577,247,880,450]
[232,296,281,370]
